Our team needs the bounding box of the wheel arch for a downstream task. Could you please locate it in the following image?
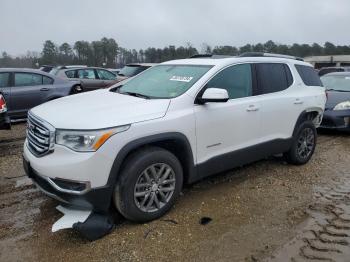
[293,108,323,136]
[107,132,196,187]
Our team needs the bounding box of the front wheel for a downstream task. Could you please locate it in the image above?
[284,121,317,165]
[114,147,183,222]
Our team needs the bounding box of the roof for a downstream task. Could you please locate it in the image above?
[0,68,53,76]
[162,56,312,67]
[125,63,158,67]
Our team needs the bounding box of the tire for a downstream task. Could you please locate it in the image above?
[284,120,317,165]
[70,85,83,94]
[114,147,183,223]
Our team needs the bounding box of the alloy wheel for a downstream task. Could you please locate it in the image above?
[297,127,315,159]
[134,163,176,213]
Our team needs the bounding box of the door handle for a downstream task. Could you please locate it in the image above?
[40,88,49,91]
[294,99,303,105]
[246,105,259,112]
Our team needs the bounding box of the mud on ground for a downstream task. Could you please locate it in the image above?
[0,124,349,262]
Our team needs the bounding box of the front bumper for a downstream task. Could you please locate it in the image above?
[23,156,113,211]
[23,140,117,212]
[319,109,350,130]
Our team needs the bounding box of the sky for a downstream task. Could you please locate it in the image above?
[1,0,350,55]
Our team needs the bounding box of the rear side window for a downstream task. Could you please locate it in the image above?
[43,76,54,85]
[0,73,10,87]
[14,73,42,87]
[256,63,293,95]
[65,70,76,78]
[295,65,323,86]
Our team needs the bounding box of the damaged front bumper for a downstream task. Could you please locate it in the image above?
[23,157,114,212]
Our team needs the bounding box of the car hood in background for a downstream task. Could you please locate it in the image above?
[31,90,170,129]
[326,90,350,110]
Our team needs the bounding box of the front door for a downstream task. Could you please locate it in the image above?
[194,63,262,176]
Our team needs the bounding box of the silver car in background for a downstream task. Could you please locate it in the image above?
[51,66,118,91]
[0,68,81,120]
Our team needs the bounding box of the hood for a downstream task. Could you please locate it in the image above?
[31,89,170,129]
[326,90,350,110]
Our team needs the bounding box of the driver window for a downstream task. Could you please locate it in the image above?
[206,64,252,99]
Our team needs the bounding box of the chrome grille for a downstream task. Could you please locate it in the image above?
[26,113,55,157]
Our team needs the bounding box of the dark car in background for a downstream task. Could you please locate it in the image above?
[51,66,118,91]
[39,65,55,73]
[318,66,350,77]
[320,72,350,131]
[0,68,82,120]
[0,93,11,129]
[117,63,157,82]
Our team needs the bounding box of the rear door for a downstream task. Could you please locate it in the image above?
[77,68,102,91]
[10,72,46,118]
[255,63,300,141]
[96,69,117,87]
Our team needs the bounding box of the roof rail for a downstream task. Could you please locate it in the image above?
[189,54,233,59]
[239,52,304,61]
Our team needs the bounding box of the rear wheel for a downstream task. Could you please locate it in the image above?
[114,147,183,222]
[284,121,317,165]
[70,85,83,94]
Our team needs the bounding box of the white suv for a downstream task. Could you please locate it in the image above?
[23,53,326,222]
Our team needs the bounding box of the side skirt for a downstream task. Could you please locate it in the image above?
[192,138,293,183]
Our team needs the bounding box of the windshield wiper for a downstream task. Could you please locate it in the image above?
[327,89,349,92]
[120,91,151,99]
[117,73,125,76]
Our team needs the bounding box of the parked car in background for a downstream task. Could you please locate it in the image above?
[39,65,55,73]
[51,67,118,91]
[108,68,121,75]
[23,54,326,223]
[117,63,157,82]
[0,68,82,120]
[0,93,11,129]
[318,66,350,76]
[320,72,350,131]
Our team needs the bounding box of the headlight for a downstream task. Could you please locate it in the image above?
[334,101,350,111]
[56,125,130,152]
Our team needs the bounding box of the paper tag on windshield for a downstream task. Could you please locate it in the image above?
[170,76,193,82]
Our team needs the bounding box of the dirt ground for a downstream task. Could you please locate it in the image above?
[0,123,349,262]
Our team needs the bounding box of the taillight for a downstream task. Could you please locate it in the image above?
[0,95,7,113]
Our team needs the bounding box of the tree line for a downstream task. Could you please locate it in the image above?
[1,38,350,68]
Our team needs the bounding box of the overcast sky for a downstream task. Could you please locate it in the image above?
[1,0,350,55]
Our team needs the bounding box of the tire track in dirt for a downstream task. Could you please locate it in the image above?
[269,173,350,262]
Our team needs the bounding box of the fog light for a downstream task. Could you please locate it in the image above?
[49,177,90,193]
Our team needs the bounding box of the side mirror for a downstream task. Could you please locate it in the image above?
[197,88,229,104]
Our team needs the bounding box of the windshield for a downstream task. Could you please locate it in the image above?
[117,64,212,98]
[321,75,350,92]
[49,67,60,75]
[118,65,148,77]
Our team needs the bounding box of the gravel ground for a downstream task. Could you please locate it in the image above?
[0,123,349,262]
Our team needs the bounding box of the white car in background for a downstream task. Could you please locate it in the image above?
[23,53,326,222]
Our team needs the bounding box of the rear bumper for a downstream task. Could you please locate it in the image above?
[23,156,114,212]
[319,109,350,130]
[0,112,11,130]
